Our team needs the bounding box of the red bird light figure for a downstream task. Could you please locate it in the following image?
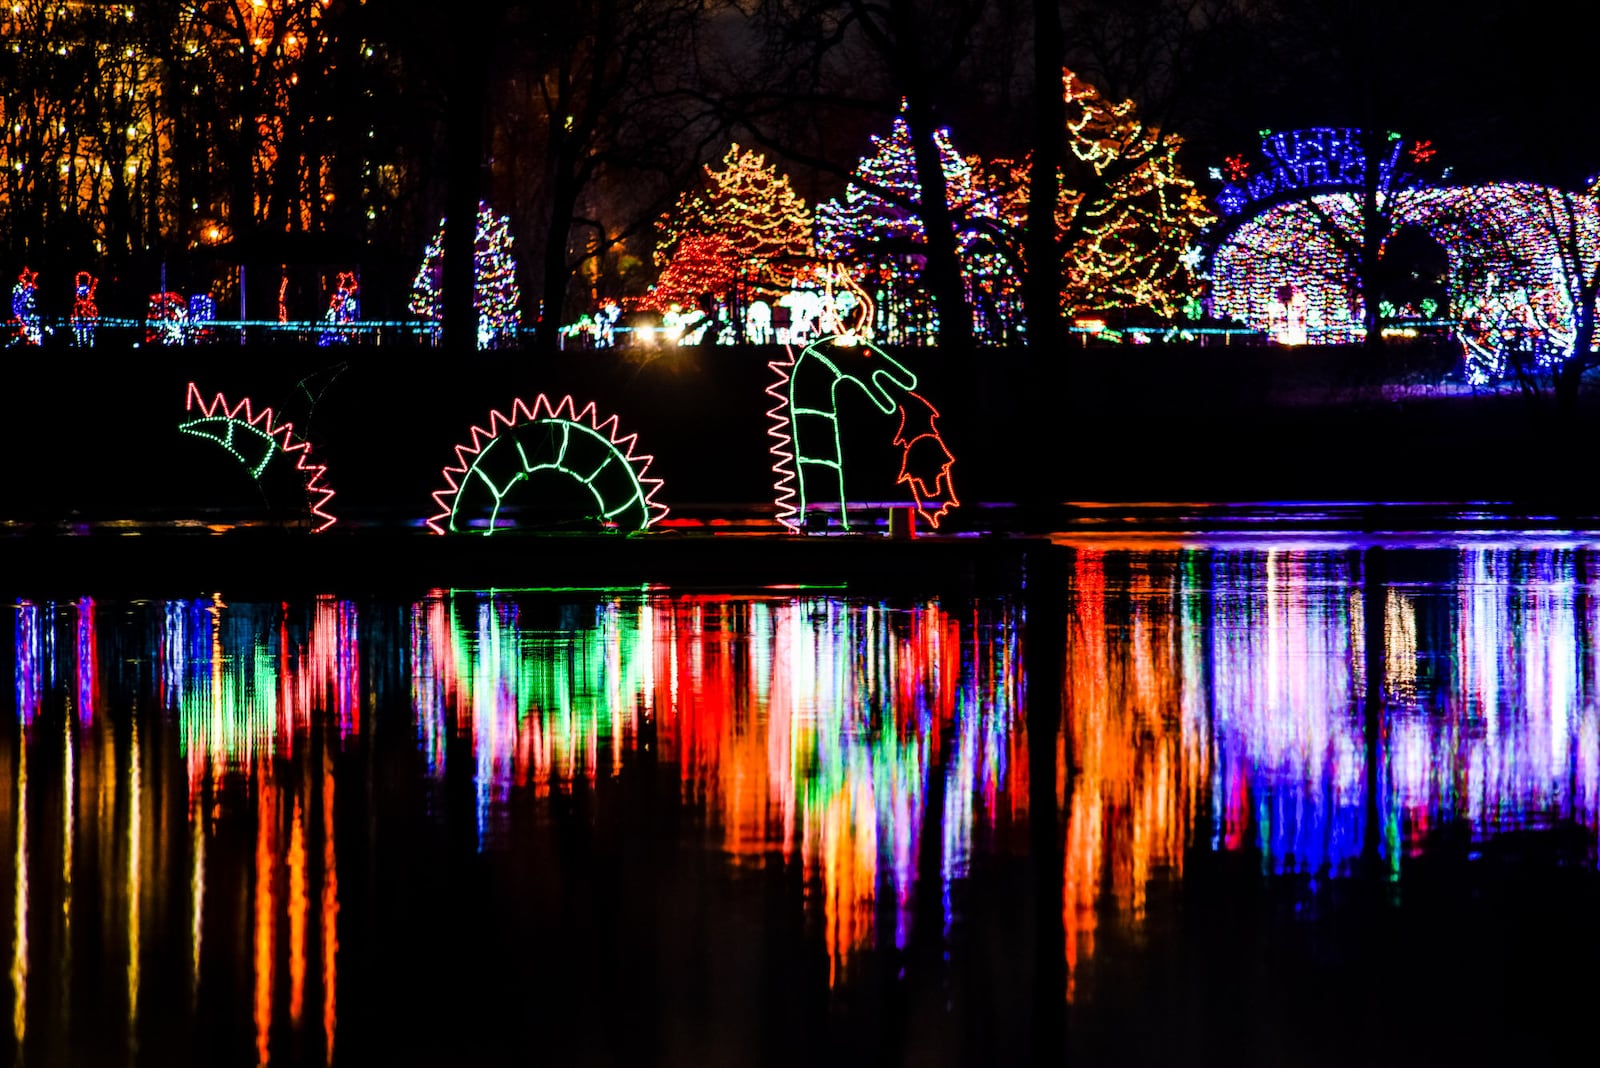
[892,392,959,529]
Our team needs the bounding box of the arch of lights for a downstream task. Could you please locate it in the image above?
[1208,129,1600,382]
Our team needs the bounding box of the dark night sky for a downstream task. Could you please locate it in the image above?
[1186,1,1600,187]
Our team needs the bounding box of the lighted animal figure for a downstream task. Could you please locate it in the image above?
[767,272,959,531]
[71,272,98,347]
[319,272,360,346]
[11,267,41,346]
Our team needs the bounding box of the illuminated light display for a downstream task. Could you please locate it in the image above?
[70,271,98,347]
[892,393,960,528]
[409,201,522,349]
[641,232,739,313]
[181,382,339,532]
[815,104,1014,344]
[318,271,359,346]
[1055,546,1600,997]
[1212,127,1408,220]
[408,590,1024,977]
[992,71,1214,319]
[147,292,187,345]
[425,394,669,534]
[11,595,352,1064]
[1063,553,1207,1000]
[186,293,216,343]
[659,143,814,272]
[1212,176,1600,377]
[14,600,43,727]
[11,266,41,345]
[7,564,1600,1028]
[816,105,997,268]
[767,334,959,531]
[12,717,27,1045]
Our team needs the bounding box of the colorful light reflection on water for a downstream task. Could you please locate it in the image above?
[2,549,1600,1063]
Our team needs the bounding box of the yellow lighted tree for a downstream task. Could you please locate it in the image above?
[656,144,813,286]
[989,70,1213,319]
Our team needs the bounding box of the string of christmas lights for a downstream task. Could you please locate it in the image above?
[181,383,339,532]
[410,202,522,349]
[319,272,360,347]
[641,233,739,312]
[657,144,813,286]
[71,271,98,347]
[1210,166,1600,379]
[426,395,668,534]
[815,104,1009,343]
[11,267,41,346]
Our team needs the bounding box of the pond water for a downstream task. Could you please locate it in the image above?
[5,544,1600,1065]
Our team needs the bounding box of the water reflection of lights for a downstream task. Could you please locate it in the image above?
[7,551,1597,1040]
[1063,547,1600,997]
[9,595,349,1065]
[411,591,1026,984]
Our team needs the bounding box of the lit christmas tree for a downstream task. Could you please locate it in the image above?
[657,144,813,286]
[410,202,523,349]
[643,233,740,312]
[815,106,999,264]
[815,105,1013,342]
[992,70,1214,318]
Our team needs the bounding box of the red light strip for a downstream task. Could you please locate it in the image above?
[185,382,339,532]
[892,392,960,529]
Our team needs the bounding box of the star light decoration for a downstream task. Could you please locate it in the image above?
[181,382,339,532]
[426,394,669,535]
[410,201,522,349]
[657,143,813,287]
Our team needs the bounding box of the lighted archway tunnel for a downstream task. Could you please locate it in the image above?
[1208,129,1600,382]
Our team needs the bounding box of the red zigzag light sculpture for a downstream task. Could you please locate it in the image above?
[765,351,801,530]
[184,382,340,532]
[426,394,668,535]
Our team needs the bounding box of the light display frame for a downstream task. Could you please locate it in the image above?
[181,383,339,532]
[426,394,669,535]
[767,334,959,532]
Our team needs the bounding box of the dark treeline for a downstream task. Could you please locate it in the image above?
[1,0,1594,337]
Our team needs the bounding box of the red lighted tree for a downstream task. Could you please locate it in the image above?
[643,232,739,311]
